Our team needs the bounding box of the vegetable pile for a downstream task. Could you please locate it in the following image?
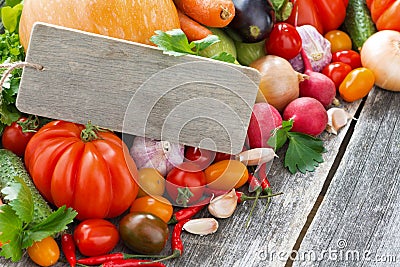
[0,0,399,266]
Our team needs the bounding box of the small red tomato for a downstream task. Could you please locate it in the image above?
[184,146,214,170]
[265,22,302,60]
[2,116,39,156]
[213,152,232,163]
[166,162,206,207]
[331,50,362,69]
[73,219,119,257]
[322,62,353,89]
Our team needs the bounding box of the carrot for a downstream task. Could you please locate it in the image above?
[173,0,235,27]
[177,9,213,41]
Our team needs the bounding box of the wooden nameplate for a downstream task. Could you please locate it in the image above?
[17,23,260,155]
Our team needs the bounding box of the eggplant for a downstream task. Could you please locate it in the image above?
[227,0,274,43]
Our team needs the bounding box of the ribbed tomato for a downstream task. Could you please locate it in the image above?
[24,120,139,220]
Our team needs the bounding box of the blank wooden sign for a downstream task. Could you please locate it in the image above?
[17,23,260,155]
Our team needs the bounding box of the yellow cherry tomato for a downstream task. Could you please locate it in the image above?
[204,160,249,191]
[136,168,165,197]
[324,30,352,53]
[339,67,375,102]
[129,195,173,223]
[27,236,60,267]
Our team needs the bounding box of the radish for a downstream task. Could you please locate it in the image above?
[247,103,282,148]
[299,48,336,108]
[283,97,328,136]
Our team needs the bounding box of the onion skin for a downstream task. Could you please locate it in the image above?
[361,30,400,92]
[250,55,306,112]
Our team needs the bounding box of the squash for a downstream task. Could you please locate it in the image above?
[19,0,181,49]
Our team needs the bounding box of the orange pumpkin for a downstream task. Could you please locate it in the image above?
[19,0,180,49]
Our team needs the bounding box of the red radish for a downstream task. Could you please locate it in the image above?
[283,97,328,136]
[247,103,282,148]
[299,48,336,107]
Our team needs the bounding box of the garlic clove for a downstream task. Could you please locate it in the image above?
[235,147,277,166]
[183,218,219,236]
[208,189,238,219]
[326,108,353,135]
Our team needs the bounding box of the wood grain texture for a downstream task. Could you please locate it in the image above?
[0,101,361,267]
[293,87,400,267]
[17,23,260,155]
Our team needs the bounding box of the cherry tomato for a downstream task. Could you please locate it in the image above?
[136,168,165,197]
[73,219,119,257]
[2,116,39,157]
[130,195,173,223]
[184,146,214,170]
[331,50,362,69]
[324,30,352,53]
[213,152,232,163]
[165,162,206,207]
[265,22,302,60]
[339,67,375,102]
[204,160,249,191]
[27,236,60,267]
[322,62,353,89]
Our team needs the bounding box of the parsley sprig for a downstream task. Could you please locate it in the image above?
[0,177,77,262]
[150,29,236,63]
[0,0,25,134]
[268,119,326,174]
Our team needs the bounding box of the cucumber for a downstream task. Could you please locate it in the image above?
[0,149,53,224]
[344,0,377,51]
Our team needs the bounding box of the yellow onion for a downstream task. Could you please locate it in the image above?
[361,30,400,92]
[250,55,307,112]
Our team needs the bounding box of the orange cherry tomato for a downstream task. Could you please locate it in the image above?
[130,195,173,223]
[324,30,352,53]
[136,168,165,197]
[27,236,60,267]
[339,67,375,102]
[204,160,248,191]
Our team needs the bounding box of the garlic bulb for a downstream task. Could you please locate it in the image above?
[326,108,353,135]
[129,137,184,176]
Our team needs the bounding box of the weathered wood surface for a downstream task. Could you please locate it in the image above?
[294,87,400,267]
[17,23,261,155]
[0,97,361,267]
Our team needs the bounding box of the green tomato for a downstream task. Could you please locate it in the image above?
[235,39,266,66]
[199,28,237,59]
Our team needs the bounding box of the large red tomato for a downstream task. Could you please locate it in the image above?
[24,120,139,220]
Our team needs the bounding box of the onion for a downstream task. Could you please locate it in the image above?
[361,30,400,92]
[289,25,332,73]
[129,137,185,176]
[250,55,307,112]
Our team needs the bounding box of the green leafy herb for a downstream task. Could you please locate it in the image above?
[0,178,77,262]
[150,29,236,63]
[268,119,326,174]
[1,3,23,33]
[270,0,293,22]
[0,9,25,134]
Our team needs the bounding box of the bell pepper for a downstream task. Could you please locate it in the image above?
[286,0,348,34]
[366,0,400,31]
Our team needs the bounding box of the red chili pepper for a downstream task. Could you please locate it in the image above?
[204,186,268,204]
[77,252,165,265]
[168,197,211,224]
[101,259,166,267]
[61,233,76,267]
